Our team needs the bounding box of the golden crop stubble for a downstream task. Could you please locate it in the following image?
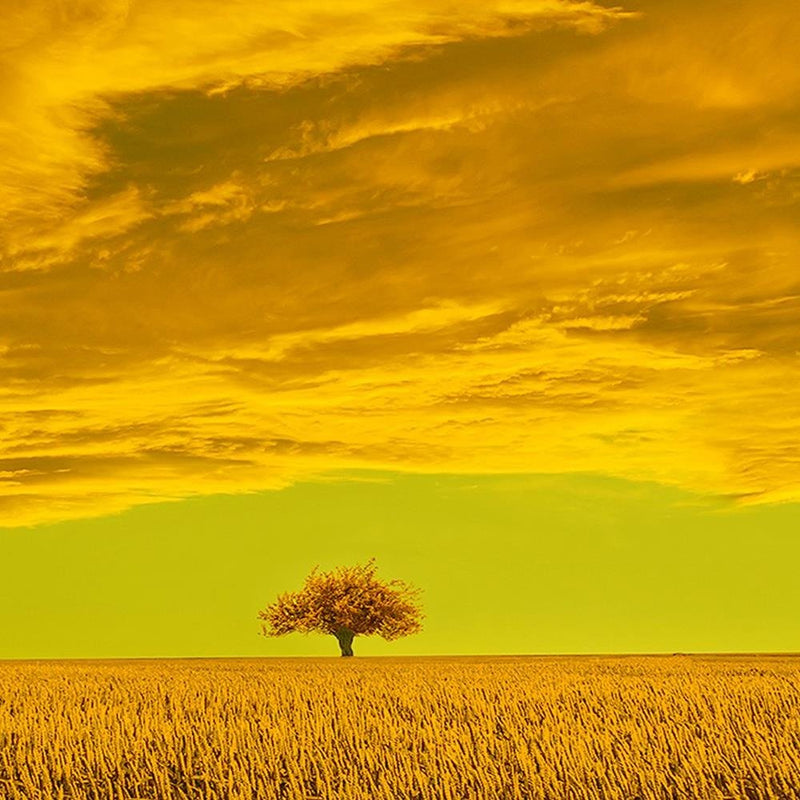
[0,656,799,799]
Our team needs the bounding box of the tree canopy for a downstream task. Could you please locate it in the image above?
[259,559,423,656]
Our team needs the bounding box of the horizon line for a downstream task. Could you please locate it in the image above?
[3,651,800,663]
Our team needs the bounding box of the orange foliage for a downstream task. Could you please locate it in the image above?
[259,559,423,651]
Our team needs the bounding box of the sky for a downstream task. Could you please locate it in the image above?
[1,0,799,657]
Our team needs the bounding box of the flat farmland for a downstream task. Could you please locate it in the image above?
[0,655,798,799]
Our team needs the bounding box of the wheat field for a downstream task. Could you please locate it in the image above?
[0,655,798,799]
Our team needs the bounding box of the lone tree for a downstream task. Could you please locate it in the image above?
[259,558,423,656]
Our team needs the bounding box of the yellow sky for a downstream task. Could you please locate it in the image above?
[2,0,800,526]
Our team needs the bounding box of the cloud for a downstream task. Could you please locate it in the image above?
[5,186,152,271]
[2,0,800,525]
[0,0,625,255]
[163,179,257,232]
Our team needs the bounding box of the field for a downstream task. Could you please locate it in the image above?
[0,655,798,799]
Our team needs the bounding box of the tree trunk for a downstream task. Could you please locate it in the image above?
[335,628,355,657]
